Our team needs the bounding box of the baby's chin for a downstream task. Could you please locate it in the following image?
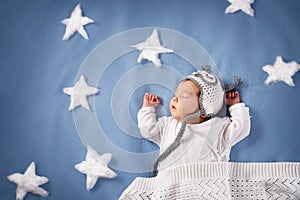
[171,115,183,122]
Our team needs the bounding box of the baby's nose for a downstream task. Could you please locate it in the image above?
[172,96,178,102]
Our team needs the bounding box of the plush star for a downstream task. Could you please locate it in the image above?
[75,145,117,190]
[63,75,99,111]
[7,162,49,200]
[225,0,255,17]
[131,29,174,67]
[263,56,300,86]
[61,4,94,40]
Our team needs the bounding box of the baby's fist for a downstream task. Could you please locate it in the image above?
[143,93,160,108]
[225,91,240,106]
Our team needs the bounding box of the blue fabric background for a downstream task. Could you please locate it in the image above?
[1,0,300,199]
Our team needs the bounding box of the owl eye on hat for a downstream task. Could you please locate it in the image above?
[184,68,224,117]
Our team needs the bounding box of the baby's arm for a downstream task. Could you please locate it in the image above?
[223,91,251,147]
[138,93,164,145]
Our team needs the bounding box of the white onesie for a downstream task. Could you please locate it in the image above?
[138,103,251,171]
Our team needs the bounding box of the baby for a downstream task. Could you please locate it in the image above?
[138,70,251,176]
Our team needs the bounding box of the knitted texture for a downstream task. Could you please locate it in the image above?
[185,70,224,117]
[119,162,300,199]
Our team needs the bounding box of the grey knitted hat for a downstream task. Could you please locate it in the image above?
[185,70,225,117]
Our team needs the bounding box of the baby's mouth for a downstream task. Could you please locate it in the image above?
[171,105,176,110]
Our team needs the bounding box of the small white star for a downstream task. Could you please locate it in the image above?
[61,4,94,40]
[63,75,99,111]
[263,56,300,86]
[75,145,117,190]
[7,162,49,200]
[225,0,255,17]
[131,29,174,67]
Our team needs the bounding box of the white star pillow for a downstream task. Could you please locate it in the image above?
[263,56,300,86]
[61,4,94,40]
[63,75,99,111]
[131,29,174,67]
[225,0,255,17]
[75,145,117,190]
[7,162,49,200]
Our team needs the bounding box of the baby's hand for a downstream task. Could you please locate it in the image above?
[143,93,160,108]
[225,91,240,106]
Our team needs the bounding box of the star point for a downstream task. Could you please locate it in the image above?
[63,75,99,111]
[75,145,117,190]
[225,0,255,17]
[61,4,94,40]
[263,56,300,86]
[131,29,174,67]
[7,162,49,200]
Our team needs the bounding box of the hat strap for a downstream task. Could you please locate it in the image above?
[152,110,202,177]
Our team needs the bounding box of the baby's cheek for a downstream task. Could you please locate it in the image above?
[179,98,199,116]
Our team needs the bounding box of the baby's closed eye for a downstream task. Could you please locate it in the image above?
[175,91,196,99]
[177,92,192,99]
[182,93,190,98]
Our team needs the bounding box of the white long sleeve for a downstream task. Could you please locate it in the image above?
[222,103,251,147]
[137,107,166,145]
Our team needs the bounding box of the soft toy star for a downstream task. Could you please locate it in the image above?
[131,29,174,67]
[7,162,49,200]
[61,4,94,40]
[63,75,99,111]
[225,0,255,17]
[263,56,300,86]
[75,146,117,190]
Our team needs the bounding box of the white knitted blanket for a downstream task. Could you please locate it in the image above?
[119,162,300,199]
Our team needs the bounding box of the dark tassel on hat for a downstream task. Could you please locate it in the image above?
[201,65,212,72]
[224,76,244,92]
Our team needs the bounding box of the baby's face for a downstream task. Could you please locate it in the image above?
[169,80,200,122]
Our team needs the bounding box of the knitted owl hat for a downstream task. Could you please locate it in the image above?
[185,70,224,117]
